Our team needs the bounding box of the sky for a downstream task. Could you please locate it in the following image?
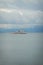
[0,0,43,28]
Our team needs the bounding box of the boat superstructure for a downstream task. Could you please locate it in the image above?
[13,30,27,34]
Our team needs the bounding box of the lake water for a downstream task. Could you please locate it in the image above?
[0,33,43,65]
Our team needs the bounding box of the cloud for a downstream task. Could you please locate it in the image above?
[0,8,43,24]
[22,0,43,4]
[0,0,43,4]
[0,0,43,11]
[0,8,23,15]
[0,0,16,3]
[0,0,43,30]
[0,8,12,13]
[0,24,43,29]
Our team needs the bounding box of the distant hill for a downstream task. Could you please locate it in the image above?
[0,26,43,33]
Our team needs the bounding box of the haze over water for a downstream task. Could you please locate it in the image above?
[0,33,43,65]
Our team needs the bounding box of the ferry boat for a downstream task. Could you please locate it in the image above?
[13,30,27,34]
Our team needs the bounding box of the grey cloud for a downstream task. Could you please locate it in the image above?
[1,0,43,3]
[22,0,43,3]
[0,8,43,24]
[0,0,43,11]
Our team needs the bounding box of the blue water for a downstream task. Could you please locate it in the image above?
[0,33,43,65]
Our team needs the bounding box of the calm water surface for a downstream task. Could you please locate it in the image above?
[0,33,43,65]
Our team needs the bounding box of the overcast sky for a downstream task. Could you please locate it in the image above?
[0,0,43,28]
